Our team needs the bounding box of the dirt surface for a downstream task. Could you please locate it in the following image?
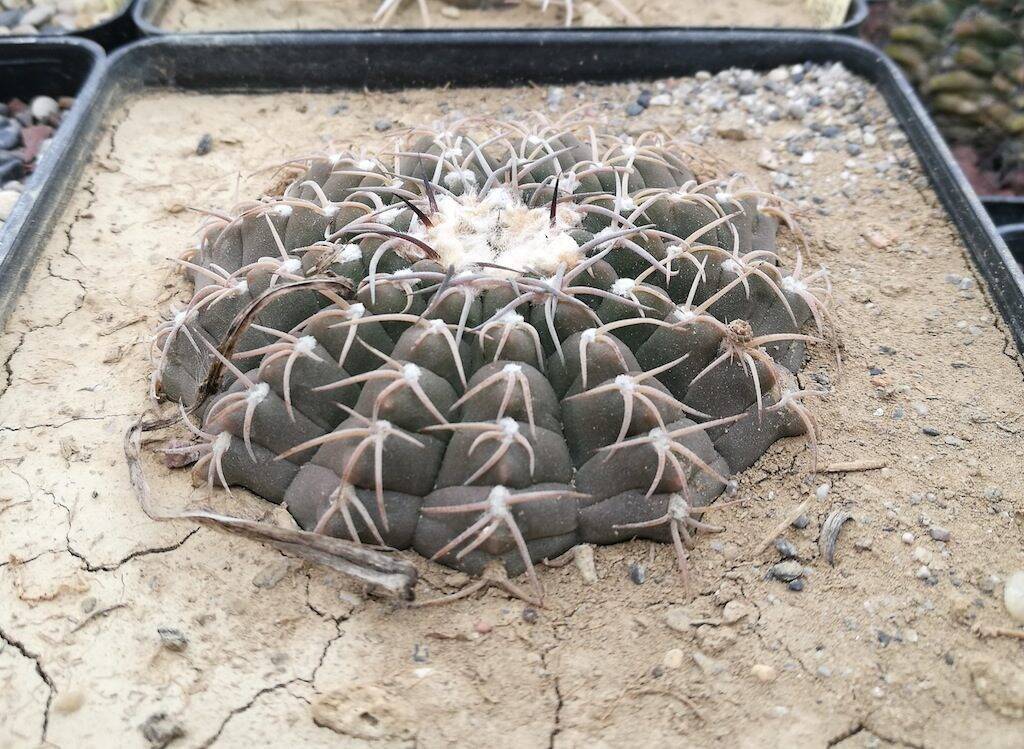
[2,69,1024,749]
[155,0,833,32]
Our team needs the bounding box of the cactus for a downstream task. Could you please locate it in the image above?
[885,0,1024,186]
[152,115,829,603]
[373,0,641,27]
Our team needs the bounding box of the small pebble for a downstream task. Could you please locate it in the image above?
[629,562,646,585]
[915,565,932,580]
[662,648,685,669]
[692,651,725,676]
[21,5,55,28]
[902,532,914,544]
[521,607,539,624]
[157,627,188,652]
[751,664,778,682]
[412,643,430,661]
[574,544,598,584]
[664,606,691,633]
[791,514,809,529]
[195,133,212,156]
[771,560,803,582]
[0,189,19,221]
[774,538,798,559]
[929,526,951,542]
[140,713,184,748]
[0,116,19,150]
[625,102,644,117]
[788,579,805,592]
[52,690,85,714]
[922,427,941,437]
[1004,571,1024,623]
[29,95,58,123]
[374,119,393,132]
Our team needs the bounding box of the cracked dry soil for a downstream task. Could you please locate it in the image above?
[2,77,1024,749]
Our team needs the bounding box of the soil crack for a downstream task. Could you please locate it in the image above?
[0,625,55,743]
[200,620,343,746]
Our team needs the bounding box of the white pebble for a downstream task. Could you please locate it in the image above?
[662,649,685,669]
[751,664,778,682]
[573,544,598,585]
[21,4,55,27]
[915,565,932,580]
[0,189,20,221]
[815,483,830,501]
[1004,571,1024,623]
[901,532,914,544]
[30,95,59,122]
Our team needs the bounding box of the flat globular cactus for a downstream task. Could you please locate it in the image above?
[152,114,830,603]
[373,0,641,27]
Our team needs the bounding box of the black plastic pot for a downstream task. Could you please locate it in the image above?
[133,0,867,37]
[981,196,1024,230]
[998,224,1024,272]
[0,38,104,322]
[39,1,137,51]
[1,30,1020,354]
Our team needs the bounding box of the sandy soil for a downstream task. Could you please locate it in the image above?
[2,71,1024,749]
[155,0,835,33]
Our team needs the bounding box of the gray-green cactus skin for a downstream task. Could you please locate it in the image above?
[153,116,827,597]
[886,0,1023,171]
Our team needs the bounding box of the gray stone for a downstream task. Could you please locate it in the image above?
[770,560,804,582]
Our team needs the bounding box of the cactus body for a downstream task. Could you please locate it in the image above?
[886,0,1024,185]
[153,116,828,597]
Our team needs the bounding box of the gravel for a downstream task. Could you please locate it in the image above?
[0,94,74,230]
[0,0,120,33]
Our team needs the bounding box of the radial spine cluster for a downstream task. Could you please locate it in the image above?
[152,114,830,599]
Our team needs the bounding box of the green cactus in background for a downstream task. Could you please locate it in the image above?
[885,0,1024,188]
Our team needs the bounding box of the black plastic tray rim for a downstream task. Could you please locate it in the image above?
[981,196,1024,229]
[4,30,1022,358]
[133,0,868,38]
[0,37,105,324]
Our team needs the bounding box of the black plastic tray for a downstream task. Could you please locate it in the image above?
[982,196,1024,229]
[42,0,137,51]
[997,224,1024,272]
[0,37,105,324]
[1,30,1020,356]
[133,0,867,37]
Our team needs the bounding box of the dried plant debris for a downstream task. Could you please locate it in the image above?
[145,113,833,603]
